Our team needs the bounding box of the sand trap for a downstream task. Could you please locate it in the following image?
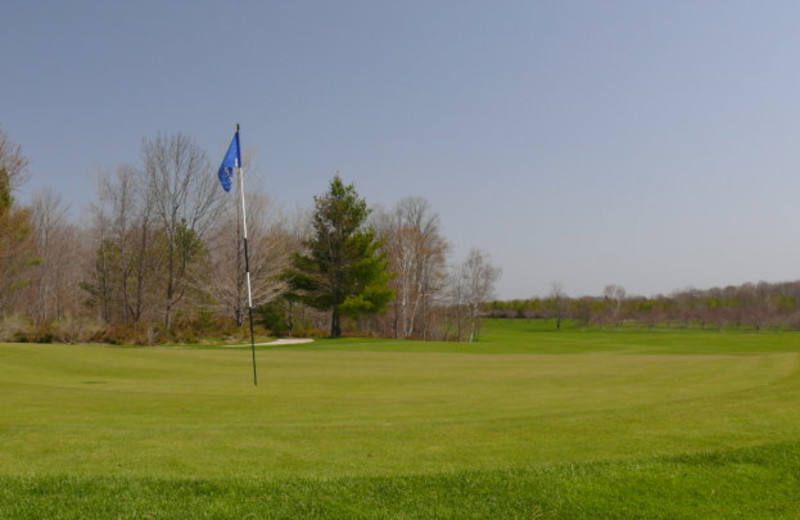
[266,338,314,345]
[221,338,314,347]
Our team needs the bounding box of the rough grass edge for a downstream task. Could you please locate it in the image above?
[2,441,798,520]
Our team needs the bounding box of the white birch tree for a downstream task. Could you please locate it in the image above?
[376,197,449,339]
[206,192,291,326]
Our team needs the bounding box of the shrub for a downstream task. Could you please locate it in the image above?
[0,314,31,343]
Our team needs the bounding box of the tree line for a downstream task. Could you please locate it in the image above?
[489,281,800,331]
[0,129,500,344]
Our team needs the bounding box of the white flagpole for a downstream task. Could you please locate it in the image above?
[236,124,258,386]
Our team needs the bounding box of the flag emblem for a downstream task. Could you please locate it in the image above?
[218,131,241,192]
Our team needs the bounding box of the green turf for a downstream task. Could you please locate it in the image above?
[2,320,800,518]
[3,442,800,519]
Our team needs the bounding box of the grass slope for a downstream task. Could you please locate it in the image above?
[2,320,800,518]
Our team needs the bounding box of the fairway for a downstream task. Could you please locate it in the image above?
[3,321,800,518]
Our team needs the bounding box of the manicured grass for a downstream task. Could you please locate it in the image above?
[2,320,800,518]
[3,442,800,519]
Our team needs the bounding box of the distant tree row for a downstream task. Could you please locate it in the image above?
[489,281,800,331]
[0,129,500,343]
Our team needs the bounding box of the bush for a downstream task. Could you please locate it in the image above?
[0,314,31,343]
[51,316,105,344]
[93,323,156,346]
[258,302,289,337]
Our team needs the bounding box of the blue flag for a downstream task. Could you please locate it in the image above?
[218,131,241,192]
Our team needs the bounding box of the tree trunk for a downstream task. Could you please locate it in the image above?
[287,298,294,333]
[331,306,342,338]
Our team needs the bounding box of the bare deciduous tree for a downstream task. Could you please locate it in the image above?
[84,165,157,326]
[376,197,449,339]
[549,281,568,330]
[207,192,291,325]
[141,133,225,330]
[28,190,72,324]
[603,284,626,326]
[447,248,501,342]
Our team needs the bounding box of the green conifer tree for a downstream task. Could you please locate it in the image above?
[287,175,393,337]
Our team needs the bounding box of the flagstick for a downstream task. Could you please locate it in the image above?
[237,124,258,386]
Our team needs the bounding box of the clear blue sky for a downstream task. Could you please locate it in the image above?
[4,1,800,299]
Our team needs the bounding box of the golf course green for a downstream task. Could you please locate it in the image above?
[2,320,799,518]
